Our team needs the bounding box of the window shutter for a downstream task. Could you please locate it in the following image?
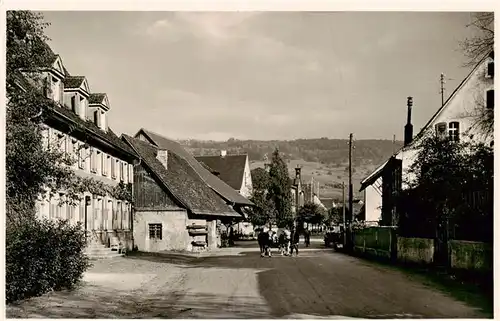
[128,164,133,184]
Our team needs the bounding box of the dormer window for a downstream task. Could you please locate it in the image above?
[70,96,77,113]
[93,110,101,127]
[51,76,62,103]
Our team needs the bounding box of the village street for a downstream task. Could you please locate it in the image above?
[7,239,489,319]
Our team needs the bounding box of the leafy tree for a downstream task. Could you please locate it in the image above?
[6,11,91,302]
[326,207,344,226]
[268,148,293,228]
[247,168,275,227]
[400,133,493,242]
[6,11,80,227]
[297,203,327,227]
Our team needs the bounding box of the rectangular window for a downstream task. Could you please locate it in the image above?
[78,144,85,169]
[117,201,122,229]
[71,96,77,113]
[449,121,460,142]
[487,90,494,110]
[435,122,447,139]
[97,151,102,175]
[120,162,125,181]
[102,153,108,176]
[111,157,116,179]
[149,223,162,240]
[94,110,100,127]
[107,200,113,230]
[487,62,494,78]
[115,159,120,179]
[90,148,96,173]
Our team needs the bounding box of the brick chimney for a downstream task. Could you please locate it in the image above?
[220,150,227,157]
[404,96,414,147]
[157,149,168,169]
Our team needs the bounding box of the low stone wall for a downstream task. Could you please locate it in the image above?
[353,227,396,259]
[449,240,493,272]
[397,237,434,265]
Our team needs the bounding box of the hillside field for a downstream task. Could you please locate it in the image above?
[180,137,401,202]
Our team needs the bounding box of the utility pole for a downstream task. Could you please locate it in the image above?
[348,133,353,223]
[347,133,354,250]
[342,181,346,245]
[440,73,445,107]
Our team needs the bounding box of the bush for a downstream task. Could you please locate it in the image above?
[6,218,91,303]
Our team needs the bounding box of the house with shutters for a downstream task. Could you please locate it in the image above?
[360,51,494,226]
[125,129,253,251]
[17,42,139,251]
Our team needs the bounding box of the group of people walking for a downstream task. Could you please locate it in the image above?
[257,227,310,257]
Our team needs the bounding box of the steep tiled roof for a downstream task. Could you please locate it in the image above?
[135,129,253,207]
[89,93,106,104]
[63,76,85,89]
[15,72,136,159]
[122,135,241,218]
[194,155,247,190]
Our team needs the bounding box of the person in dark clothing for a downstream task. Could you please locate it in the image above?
[257,229,267,257]
[304,229,310,247]
[290,228,300,256]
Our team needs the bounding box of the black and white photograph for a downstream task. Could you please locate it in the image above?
[3,2,496,319]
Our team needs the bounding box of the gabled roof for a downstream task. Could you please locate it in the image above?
[135,129,254,207]
[63,76,89,93]
[407,50,494,149]
[319,198,336,209]
[89,93,107,104]
[194,154,247,190]
[122,135,241,218]
[359,50,494,192]
[13,72,137,160]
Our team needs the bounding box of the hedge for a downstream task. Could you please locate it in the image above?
[6,218,91,303]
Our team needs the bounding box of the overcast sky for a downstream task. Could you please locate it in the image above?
[42,11,478,141]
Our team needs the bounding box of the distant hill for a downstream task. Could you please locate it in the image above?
[179,138,403,201]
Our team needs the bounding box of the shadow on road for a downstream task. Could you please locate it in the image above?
[7,282,271,318]
[125,245,491,319]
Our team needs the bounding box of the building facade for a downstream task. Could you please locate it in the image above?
[360,52,494,226]
[21,46,138,250]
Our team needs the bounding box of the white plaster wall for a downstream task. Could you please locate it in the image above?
[364,181,382,223]
[398,57,493,188]
[134,210,190,252]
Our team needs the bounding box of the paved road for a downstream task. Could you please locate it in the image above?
[7,240,490,319]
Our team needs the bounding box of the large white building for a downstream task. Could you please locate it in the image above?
[360,51,494,226]
[18,43,139,250]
